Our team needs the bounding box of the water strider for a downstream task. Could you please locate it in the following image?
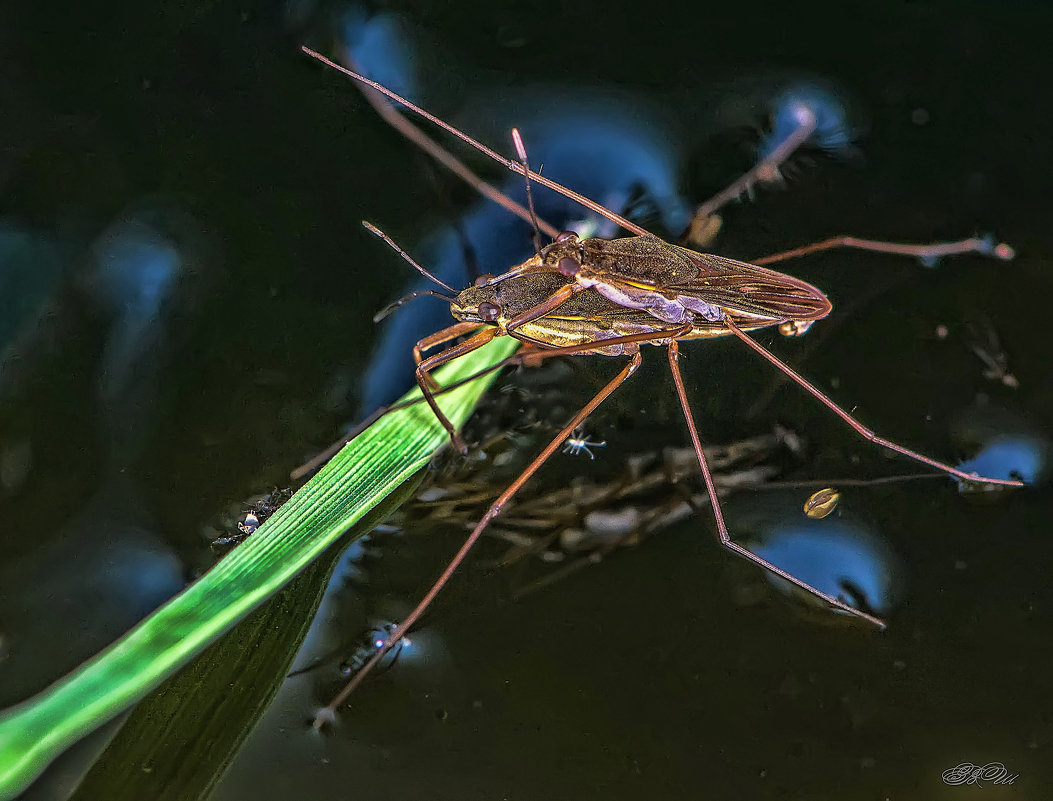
[300,46,1022,725]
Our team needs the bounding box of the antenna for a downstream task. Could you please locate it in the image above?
[511,128,543,256]
[362,221,456,293]
[373,290,455,323]
[302,47,647,237]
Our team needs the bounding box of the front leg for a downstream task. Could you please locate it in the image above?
[416,327,498,455]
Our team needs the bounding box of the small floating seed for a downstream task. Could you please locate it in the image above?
[803,487,840,519]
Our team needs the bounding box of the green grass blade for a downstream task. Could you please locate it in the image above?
[0,335,518,800]
[69,473,426,801]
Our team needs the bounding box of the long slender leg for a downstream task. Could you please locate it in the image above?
[666,340,885,628]
[313,349,645,727]
[724,319,1022,487]
[511,128,544,256]
[414,322,483,362]
[417,328,499,453]
[414,320,481,392]
[753,235,1014,267]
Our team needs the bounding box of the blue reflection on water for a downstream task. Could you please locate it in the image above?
[952,405,1047,492]
[0,207,201,704]
[753,521,899,616]
[0,475,184,704]
[957,434,1046,488]
[338,5,418,104]
[90,220,182,408]
[498,107,691,239]
[760,82,861,159]
[729,492,901,617]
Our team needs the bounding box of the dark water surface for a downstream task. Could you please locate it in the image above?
[2,2,1050,799]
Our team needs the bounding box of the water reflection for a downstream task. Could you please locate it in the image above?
[953,408,1047,490]
[338,622,407,676]
[89,220,182,399]
[958,435,1045,487]
[337,5,418,104]
[729,493,902,618]
[250,535,455,746]
[0,478,184,705]
[0,204,206,704]
[760,81,862,160]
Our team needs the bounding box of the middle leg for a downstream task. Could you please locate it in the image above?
[666,339,885,628]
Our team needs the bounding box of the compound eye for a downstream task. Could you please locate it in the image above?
[557,256,580,277]
[478,301,501,322]
[474,273,495,286]
[555,230,578,243]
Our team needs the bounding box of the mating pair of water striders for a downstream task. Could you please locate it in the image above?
[300,46,1022,725]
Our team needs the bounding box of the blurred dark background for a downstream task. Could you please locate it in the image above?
[1,1,1050,799]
